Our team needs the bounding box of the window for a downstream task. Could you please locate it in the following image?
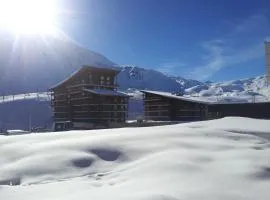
[100,76,105,85]
[89,73,92,83]
[106,76,111,85]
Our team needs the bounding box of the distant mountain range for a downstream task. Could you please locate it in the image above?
[0,31,269,101]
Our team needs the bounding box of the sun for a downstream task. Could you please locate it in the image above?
[0,0,57,35]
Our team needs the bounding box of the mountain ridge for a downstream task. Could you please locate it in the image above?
[0,32,269,100]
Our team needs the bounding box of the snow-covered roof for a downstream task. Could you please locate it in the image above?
[84,88,130,97]
[6,130,30,135]
[50,66,120,90]
[141,90,215,104]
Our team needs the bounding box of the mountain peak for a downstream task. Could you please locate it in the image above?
[0,32,116,93]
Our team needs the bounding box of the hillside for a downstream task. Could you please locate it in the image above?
[0,117,270,200]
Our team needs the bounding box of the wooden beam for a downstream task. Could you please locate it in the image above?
[71,103,128,107]
[145,110,169,113]
[67,83,118,89]
[144,104,170,107]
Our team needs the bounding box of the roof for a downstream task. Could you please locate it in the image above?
[50,66,120,90]
[83,88,130,97]
[141,90,213,104]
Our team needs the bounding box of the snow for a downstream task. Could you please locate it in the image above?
[184,75,270,102]
[0,117,270,200]
[0,92,50,104]
[141,90,216,104]
[118,65,184,92]
[6,130,30,135]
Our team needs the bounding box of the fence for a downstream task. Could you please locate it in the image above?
[0,92,52,103]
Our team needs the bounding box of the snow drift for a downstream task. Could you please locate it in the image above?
[0,117,270,200]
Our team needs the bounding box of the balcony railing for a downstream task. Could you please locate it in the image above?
[67,83,119,89]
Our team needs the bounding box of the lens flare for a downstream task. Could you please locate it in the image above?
[0,0,57,35]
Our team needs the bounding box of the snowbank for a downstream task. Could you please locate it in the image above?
[0,117,270,200]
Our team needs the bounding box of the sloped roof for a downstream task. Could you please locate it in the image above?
[50,66,120,90]
[140,90,215,104]
[83,88,130,97]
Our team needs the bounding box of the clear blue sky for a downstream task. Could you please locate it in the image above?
[57,0,270,81]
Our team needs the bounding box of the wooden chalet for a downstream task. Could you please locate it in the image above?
[141,90,270,121]
[50,66,129,131]
[141,90,208,121]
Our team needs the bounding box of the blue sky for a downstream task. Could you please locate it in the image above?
[57,0,270,81]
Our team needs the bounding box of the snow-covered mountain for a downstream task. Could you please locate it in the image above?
[2,31,268,100]
[1,32,201,94]
[117,65,270,102]
[184,75,270,102]
[118,65,186,92]
[171,75,204,89]
[0,32,116,94]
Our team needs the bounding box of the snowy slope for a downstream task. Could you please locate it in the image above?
[184,75,270,102]
[171,75,204,89]
[0,117,270,200]
[118,65,185,92]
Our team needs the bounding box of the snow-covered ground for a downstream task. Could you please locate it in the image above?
[0,117,270,200]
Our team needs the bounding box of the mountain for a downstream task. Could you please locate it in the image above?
[170,76,204,89]
[0,32,116,94]
[0,32,200,94]
[118,65,187,92]
[0,30,269,101]
[183,75,270,102]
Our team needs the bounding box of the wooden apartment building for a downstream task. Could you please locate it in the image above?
[50,66,129,131]
[141,90,270,121]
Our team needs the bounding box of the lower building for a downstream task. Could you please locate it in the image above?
[141,90,270,121]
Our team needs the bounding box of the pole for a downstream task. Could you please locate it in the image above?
[29,114,32,132]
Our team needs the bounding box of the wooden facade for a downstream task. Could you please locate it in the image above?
[207,102,270,119]
[142,91,207,121]
[50,66,129,130]
[142,90,270,121]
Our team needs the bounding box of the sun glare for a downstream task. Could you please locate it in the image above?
[0,0,57,35]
